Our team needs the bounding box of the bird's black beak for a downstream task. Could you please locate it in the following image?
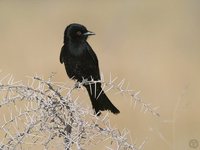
[83,31,95,36]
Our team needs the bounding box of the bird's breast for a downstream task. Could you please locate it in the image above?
[69,46,83,56]
[65,50,95,80]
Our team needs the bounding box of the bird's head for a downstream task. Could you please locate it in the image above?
[64,23,95,43]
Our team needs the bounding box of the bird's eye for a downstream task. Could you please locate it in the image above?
[76,31,82,36]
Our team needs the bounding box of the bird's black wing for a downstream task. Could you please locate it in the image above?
[85,42,101,80]
[60,45,66,64]
[85,43,99,66]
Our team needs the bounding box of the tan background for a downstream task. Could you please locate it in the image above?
[0,0,200,150]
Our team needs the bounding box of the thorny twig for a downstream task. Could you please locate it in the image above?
[0,73,159,150]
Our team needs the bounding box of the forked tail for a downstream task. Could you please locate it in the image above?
[84,83,120,115]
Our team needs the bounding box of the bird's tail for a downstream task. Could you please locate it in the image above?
[84,83,120,115]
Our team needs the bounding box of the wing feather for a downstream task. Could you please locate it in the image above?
[86,43,99,66]
[60,45,66,64]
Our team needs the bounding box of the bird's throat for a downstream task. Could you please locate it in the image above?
[68,40,85,56]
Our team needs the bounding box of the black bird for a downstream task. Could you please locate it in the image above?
[60,23,120,115]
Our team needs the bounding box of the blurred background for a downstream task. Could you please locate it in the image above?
[0,0,200,149]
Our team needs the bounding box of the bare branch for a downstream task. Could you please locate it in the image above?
[0,74,159,149]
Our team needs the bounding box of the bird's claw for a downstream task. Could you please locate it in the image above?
[74,81,81,89]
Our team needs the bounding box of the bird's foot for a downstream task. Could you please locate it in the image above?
[74,81,81,89]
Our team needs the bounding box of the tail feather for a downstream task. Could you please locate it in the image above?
[84,84,120,115]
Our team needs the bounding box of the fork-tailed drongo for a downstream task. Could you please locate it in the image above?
[60,23,120,115]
